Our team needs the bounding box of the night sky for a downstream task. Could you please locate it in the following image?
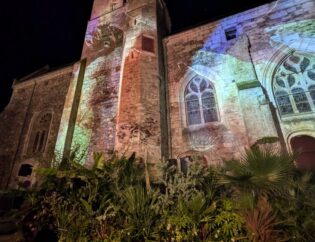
[0,0,273,111]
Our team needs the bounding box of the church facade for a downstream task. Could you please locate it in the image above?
[1,0,315,188]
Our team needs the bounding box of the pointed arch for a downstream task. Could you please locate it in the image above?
[184,75,219,126]
[272,52,315,116]
[26,111,53,156]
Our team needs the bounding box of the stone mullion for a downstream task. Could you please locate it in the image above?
[198,92,205,124]
[302,72,315,112]
[285,74,299,114]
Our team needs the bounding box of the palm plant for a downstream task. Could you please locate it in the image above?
[217,148,297,242]
[218,147,295,198]
[121,186,160,241]
[18,147,314,241]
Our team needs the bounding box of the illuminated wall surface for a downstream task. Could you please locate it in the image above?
[0,67,73,188]
[1,0,315,188]
[55,0,164,165]
[164,0,315,166]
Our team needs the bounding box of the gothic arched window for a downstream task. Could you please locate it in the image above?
[185,76,218,126]
[28,112,52,155]
[273,53,315,116]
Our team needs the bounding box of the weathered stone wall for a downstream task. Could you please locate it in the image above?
[164,0,315,162]
[0,67,72,188]
[3,0,314,181]
[0,86,33,188]
[115,0,163,162]
[69,4,126,165]
[90,0,124,20]
[68,0,168,165]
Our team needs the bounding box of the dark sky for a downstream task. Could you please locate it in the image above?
[0,0,273,111]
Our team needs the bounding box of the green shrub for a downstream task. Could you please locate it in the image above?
[10,146,313,242]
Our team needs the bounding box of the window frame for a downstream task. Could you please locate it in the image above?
[273,52,315,117]
[184,76,219,127]
[24,111,53,156]
[141,35,155,54]
[18,164,33,177]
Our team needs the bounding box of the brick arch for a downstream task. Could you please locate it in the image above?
[176,151,209,173]
[290,134,315,171]
[287,130,315,148]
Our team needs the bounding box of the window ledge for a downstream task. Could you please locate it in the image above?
[281,112,315,122]
[183,121,222,132]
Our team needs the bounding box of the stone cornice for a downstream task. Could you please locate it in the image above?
[13,65,74,90]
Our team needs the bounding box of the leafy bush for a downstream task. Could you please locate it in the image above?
[8,147,314,241]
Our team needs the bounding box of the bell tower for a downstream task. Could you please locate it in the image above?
[55,0,170,165]
[115,0,170,162]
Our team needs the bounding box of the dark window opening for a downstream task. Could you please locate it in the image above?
[166,159,178,177]
[33,131,40,153]
[167,159,177,168]
[142,36,155,53]
[180,156,192,175]
[38,131,46,152]
[225,27,237,41]
[32,130,47,153]
[18,164,33,177]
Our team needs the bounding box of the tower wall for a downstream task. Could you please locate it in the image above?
[90,0,125,20]
[64,0,169,164]
[115,0,164,162]
[65,5,126,165]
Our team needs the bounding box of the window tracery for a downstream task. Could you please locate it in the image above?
[27,112,52,155]
[273,53,315,116]
[185,76,218,126]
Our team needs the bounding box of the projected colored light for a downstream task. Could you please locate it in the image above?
[168,14,315,162]
[55,0,315,166]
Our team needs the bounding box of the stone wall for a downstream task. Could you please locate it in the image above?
[68,0,169,165]
[90,0,124,20]
[115,0,163,162]
[164,0,315,162]
[0,67,72,188]
[0,86,34,188]
[68,3,126,165]
[2,0,314,181]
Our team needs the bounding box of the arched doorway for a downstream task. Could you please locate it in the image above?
[290,135,315,171]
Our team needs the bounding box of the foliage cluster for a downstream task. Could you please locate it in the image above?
[17,148,315,242]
